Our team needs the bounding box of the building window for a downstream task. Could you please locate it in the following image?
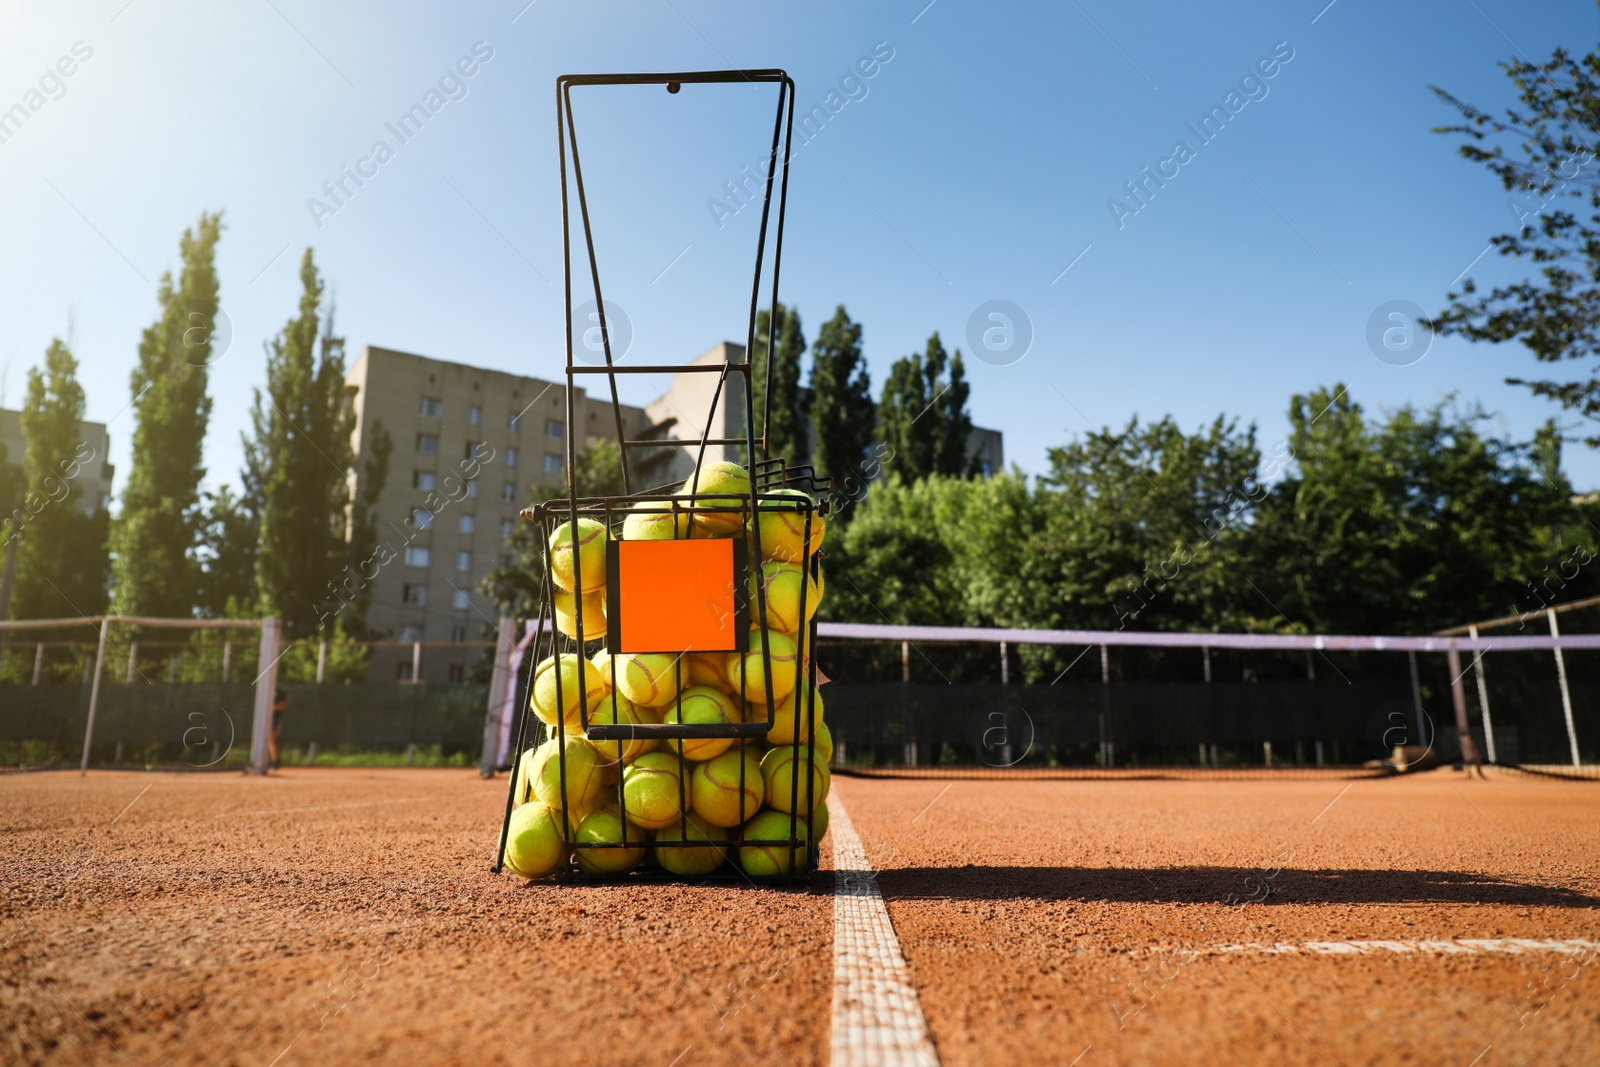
[505,447,519,469]
[500,518,515,540]
[450,625,468,642]
[416,433,438,453]
[456,550,472,572]
[411,508,433,530]
[546,419,564,440]
[402,584,428,606]
[466,479,478,498]
[414,470,436,491]
[448,664,466,685]
[543,454,563,475]
[452,588,470,610]
[508,412,522,432]
[419,397,442,418]
[502,481,517,503]
[468,404,482,426]
[400,624,423,641]
[404,546,430,567]
[458,514,475,535]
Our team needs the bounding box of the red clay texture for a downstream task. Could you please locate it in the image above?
[2,767,1597,1066]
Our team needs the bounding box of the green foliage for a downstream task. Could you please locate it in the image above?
[1245,386,1598,633]
[826,385,1599,679]
[194,487,257,619]
[808,306,875,512]
[245,249,368,641]
[1431,44,1600,444]
[111,211,222,618]
[751,302,809,467]
[877,332,976,481]
[480,439,627,620]
[12,338,110,619]
[279,617,372,683]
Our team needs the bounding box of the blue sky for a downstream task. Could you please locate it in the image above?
[4,0,1600,496]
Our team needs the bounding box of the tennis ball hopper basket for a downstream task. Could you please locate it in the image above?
[494,69,832,882]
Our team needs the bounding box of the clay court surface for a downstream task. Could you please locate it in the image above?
[3,768,1597,1066]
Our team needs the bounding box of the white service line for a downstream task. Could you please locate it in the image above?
[1207,938,1600,957]
[830,794,941,1067]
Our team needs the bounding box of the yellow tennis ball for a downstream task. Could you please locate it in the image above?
[746,560,819,635]
[726,627,799,703]
[587,691,658,765]
[760,744,829,815]
[574,805,647,875]
[548,517,608,592]
[616,652,683,708]
[690,748,763,827]
[589,649,615,692]
[554,588,607,642]
[501,801,568,879]
[621,751,687,830]
[685,651,734,693]
[663,685,737,762]
[531,653,607,728]
[752,489,826,563]
[621,498,694,540]
[809,800,830,842]
[653,815,728,876]
[686,461,750,536]
[813,720,834,764]
[528,735,606,812]
[763,680,824,746]
[738,809,808,877]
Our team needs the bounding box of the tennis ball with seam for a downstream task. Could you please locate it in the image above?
[548,517,608,592]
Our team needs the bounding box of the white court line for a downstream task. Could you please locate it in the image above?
[1205,938,1600,957]
[831,794,941,1067]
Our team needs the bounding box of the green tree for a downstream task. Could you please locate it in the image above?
[808,306,875,510]
[12,339,110,619]
[110,211,223,618]
[244,249,361,641]
[481,439,627,620]
[751,302,809,469]
[1431,44,1600,444]
[342,419,393,637]
[1246,386,1596,633]
[194,486,258,619]
[878,332,976,481]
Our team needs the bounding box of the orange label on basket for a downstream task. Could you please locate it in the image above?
[608,538,746,653]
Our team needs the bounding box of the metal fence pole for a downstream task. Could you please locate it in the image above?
[412,641,422,684]
[79,622,109,776]
[1548,609,1581,766]
[33,642,44,684]
[250,618,281,775]
[1407,649,1426,743]
[316,641,327,684]
[125,642,138,683]
[901,640,910,683]
[479,616,516,776]
[999,640,1009,685]
[221,641,232,684]
[1467,625,1496,763]
[1446,640,1482,770]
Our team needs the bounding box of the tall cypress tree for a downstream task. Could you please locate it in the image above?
[110,212,222,618]
[878,332,977,481]
[244,249,363,640]
[751,302,809,469]
[808,305,874,497]
[12,339,110,619]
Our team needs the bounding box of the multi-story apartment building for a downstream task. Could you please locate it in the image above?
[344,346,651,684]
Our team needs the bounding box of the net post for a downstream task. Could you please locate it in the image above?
[1467,625,1497,763]
[315,641,327,684]
[221,641,231,683]
[33,641,44,684]
[1547,609,1581,766]
[126,642,138,684]
[480,615,517,777]
[999,640,1009,685]
[1446,640,1483,772]
[1406,650,1426,744]
[79,619,110,776]
[250,617,281,776]
[901,640,910,683]
[411,641,422,684]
